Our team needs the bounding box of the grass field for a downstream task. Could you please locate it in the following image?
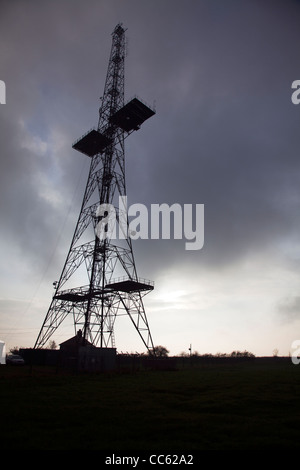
[1,358,299,451]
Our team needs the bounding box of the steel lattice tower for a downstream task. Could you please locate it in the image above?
[34,24,156,353]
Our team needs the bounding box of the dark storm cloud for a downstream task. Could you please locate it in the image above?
[126,0,300,273]
[1,0,300,283]
[0,0,104,273]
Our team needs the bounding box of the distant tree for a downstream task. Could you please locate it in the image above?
[149,345,169,357]
[243,350,255,358]
[273,348,279,357]
[230,350,255,358]
[230,350,241,357]
[48,340,57,350]
[179,350,200,357]
[179,351,189,357]
[9,346,19,354]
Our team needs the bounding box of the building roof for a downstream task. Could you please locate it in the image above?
[59,331,95,349]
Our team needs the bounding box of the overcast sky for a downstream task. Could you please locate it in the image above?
[1,0,300,356]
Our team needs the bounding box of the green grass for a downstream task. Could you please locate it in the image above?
[1,359,300,450]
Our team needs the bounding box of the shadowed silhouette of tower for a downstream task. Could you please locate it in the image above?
[35,24,156,353]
